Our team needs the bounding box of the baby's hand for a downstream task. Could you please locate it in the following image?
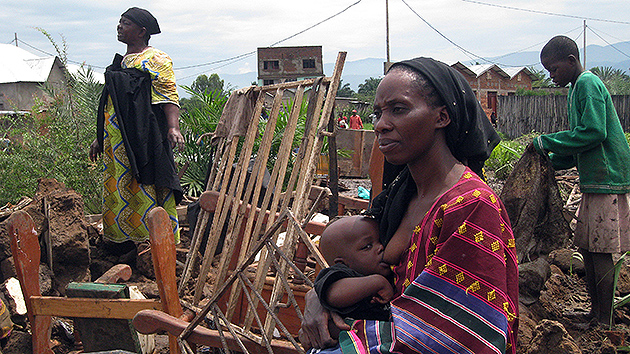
[371,279,394,304]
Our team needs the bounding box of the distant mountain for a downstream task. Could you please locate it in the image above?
[469,41,630,73]
[217,41,630,92]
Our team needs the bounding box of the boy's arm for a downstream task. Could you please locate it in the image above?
[537,81,608,157]
[325,274,394,309]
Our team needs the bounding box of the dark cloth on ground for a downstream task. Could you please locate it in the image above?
[500,149,571,262]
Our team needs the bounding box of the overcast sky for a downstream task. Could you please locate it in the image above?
[2,0,629,88]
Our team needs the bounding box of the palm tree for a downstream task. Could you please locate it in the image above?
[590,66,630,95]
[529,67,553,88]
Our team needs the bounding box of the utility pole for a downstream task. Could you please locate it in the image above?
[385,0,391,74]
[14,33,18,47]
[583,20,587,69]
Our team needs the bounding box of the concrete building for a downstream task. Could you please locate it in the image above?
[257,46,324,86]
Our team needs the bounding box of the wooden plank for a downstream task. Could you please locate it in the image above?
[30,297,162,319]
[134,309,303,354]
[147,207,184,354]
[8,211,54,354]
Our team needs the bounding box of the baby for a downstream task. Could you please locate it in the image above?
[314,215,394,323]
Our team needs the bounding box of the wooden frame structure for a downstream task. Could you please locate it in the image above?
[6,209,183,353]
[133,52,347,353]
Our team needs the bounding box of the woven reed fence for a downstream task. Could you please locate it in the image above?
[497,95,630,138]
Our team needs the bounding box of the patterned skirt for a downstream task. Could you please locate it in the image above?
[101,98,180,243]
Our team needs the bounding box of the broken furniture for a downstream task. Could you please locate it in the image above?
[7,209,183,354]
[133,51,347,354]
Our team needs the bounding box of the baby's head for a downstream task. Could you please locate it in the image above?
[319,215,390,277]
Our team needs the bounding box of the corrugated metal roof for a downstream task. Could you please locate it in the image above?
[0,43,56,84]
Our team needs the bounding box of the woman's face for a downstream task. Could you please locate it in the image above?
[373,69,448,166]
[117,16,144,44]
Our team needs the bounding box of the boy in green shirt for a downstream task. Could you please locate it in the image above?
[531,35,630,326]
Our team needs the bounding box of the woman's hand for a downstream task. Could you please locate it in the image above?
[89,138,102,162]
[299,289,350,350]
[167,127,185,152]
[162,103,184,152]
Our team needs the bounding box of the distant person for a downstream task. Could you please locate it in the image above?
[337,114,348,129]
[530,35,630,326]
[315,215,393,326]
[348,109,363,129]
[89,7,184,245]
[491,111,497,127]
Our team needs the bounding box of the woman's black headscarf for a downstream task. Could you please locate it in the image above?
[122,7,161,35]
[366,57,500,245]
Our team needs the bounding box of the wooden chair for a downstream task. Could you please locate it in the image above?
[6,208,183,354]
[132,52,347,354]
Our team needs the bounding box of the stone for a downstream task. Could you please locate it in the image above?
[519,257,552,305]
[2,329,32,354]
[524,319,581,354]
[549,248,584,276]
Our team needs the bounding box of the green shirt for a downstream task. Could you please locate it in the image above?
[533,71,630,194]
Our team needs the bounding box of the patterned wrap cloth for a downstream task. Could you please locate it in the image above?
[101,47,180,243]
[343,169,519,354]
[0,297,12,339]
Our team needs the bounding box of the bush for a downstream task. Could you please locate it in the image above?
[485,134,528,180]
[0,66,103,213]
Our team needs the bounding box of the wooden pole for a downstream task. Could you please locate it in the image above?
[386,0,390,64]
[328,107,339,218]
[583,20,587,68]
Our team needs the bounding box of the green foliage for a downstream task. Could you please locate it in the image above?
[180,73,232,114]
[613,252,630,311]
[529,66,553,88]
[355,77,381,103]
[485,138,527,180]
[590,66,630,95]
[0,55,103,212]
[515,88,551,96]
[176,86,228,197]
[336,80,355,98]
[569,251,583,276]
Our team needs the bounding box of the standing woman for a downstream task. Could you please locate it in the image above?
[300,58,519,354]
[90,7,184,244]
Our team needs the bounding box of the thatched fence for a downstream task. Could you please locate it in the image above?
[497,95,630,138]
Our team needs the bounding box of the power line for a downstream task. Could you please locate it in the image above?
[178,53,256,81]
[174,0,361,75]
[587,27,630,60]
[399,0,485,63]
[175,51,256,70]
[15,38,107,69]
[461,0,630,25]
[268,0,361,47]
[491,26,582,62]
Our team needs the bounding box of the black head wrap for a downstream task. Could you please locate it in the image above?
[122,7,161,35]
[390,57,499,174]
[365,57,500,245]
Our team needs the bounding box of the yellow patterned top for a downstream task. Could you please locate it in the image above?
[122,47,180,106]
